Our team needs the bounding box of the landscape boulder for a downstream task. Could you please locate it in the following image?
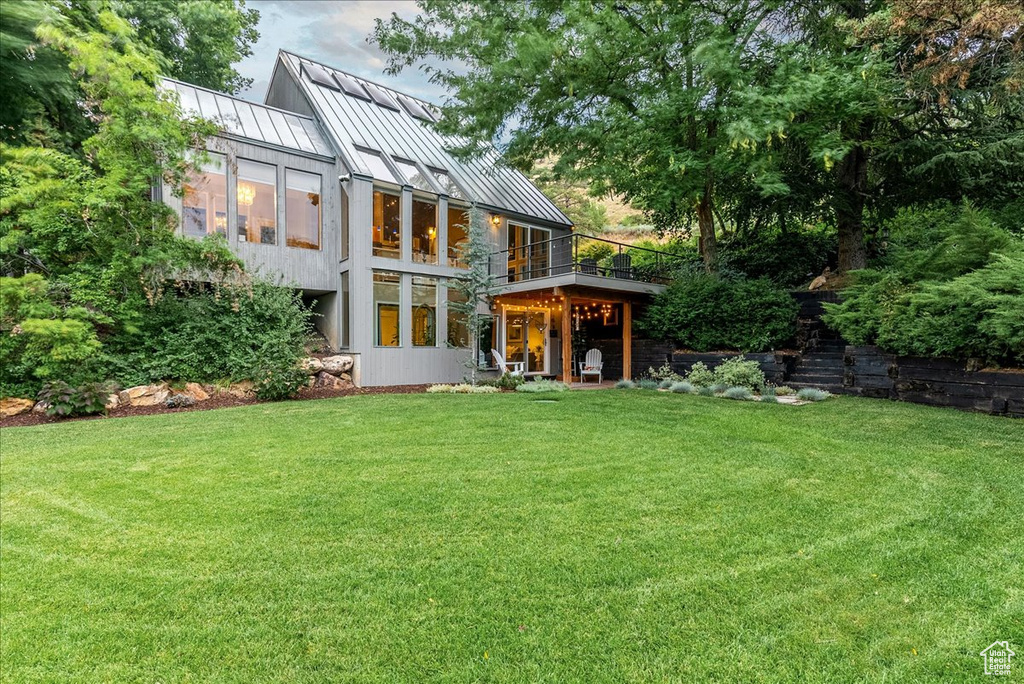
[300,357,324,374]
[182,382,210,401]
[0,397,35,417]
[119,384,170,407]
[105,393,120,411]
[227,380,255,398]
[166,393,196,409]
[320,355,354,375]
[313,371,351,389]
[33,401,51,414]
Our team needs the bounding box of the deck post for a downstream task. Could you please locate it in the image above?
[562,295,572,382]
[622,301,632,381]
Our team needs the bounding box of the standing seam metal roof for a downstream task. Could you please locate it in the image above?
[277,51,571,227]
[161,77,335,158]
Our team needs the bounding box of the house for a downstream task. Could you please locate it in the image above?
[161,51,680,386]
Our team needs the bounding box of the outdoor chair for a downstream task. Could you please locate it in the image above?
[492,349,525,376]
[578,348,603,384]
[612,253,634,279]
[578,257,599,275]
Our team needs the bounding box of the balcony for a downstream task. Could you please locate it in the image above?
[490,232,684,295]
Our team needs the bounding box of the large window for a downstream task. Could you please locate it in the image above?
[447,206,469,268]
[285,169,321,250]
[182,152,227,238]
[237,159,277,245]
[340,185,349,261]
[372,190,401,258]
[412,198,438,265]
[447,287,469,348]
[412,276,437,346]
[507,223,550,281]
[340,271,350,349]
[373,271,401,347]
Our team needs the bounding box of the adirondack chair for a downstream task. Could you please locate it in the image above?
[492,349,525,376]
[578,348,603,384]
[578,257,599,275]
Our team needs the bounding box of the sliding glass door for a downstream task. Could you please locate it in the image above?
[503,307,549,374]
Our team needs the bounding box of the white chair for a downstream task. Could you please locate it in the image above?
[492,349,525,376]
[578,348,603,384]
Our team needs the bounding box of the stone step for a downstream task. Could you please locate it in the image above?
[796,361,845,371]
[785,380,846,392]
[787,373,844,386]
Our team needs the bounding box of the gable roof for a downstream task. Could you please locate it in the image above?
[272,51,572,228]
[161,77,335,158]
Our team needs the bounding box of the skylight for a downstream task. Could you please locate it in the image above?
[303,63,339,91]
[334,72,371,101]
[392,159,435,192]
[397,95,434,122]
[429,168,464,199]
[355,148,400,185]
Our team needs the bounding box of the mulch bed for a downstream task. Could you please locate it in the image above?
[0,384,430,429]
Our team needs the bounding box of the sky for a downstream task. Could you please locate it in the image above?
[237,0,447,104]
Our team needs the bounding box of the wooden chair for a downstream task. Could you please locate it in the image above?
[578,257,599,275]
[612,253,634,279]
[578,348,603,384]
[492,349,525,376]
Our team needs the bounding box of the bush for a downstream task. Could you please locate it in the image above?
[639,272,798,352]
[775,385,796,396]
[646,362,683,383]
[515,379,568,393]
[697,386,715,397]
[491,372,526,390]
[427,383,500,394]
[723,386,753,400]
[637,379,660,390]
[614,379,636,389]
[253,364,309,401]
[718,226,837,288]
[761,385,777,398]
[797,388,832,402]
[685,362,715,387]
[712,356,766,391]
[658,378,675,389]
[36,379,115,417]
[760,394,778,403]
[670,381,695,394]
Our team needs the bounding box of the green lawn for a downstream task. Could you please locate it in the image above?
[1,392,1022,683]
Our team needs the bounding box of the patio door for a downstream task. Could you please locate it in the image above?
[503,306,549,374]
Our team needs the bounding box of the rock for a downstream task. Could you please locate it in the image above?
[183,382,210,401]
[0,397,36,417]
[300,357,323,374]
[105,393,120,411]
[808,267,831,291]
[340,372,352,382]
[33,401,51,414]
[165,393,196,409]
[121,384,170,407]
[228,380,255,398]
[321,355,354,375]
[313,371,348,389]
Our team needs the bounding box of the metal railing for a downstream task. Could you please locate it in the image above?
[490,233,686,285]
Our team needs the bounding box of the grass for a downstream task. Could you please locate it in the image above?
[2,392,1022,682]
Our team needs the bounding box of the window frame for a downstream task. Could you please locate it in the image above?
[371,187,402,259]
[236,157,279,246]
[373,270,402,348]
[284,167,322,251]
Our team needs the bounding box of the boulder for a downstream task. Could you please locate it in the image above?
[105,393,120,411]
[313,371,348,389]
[183,382,210,401]
[300,357,323,374]
[228,380,255,398]
[33,401,51,414]
[340,372,352,383]
[321,355,354,375]
[0,397,36,418]
[120,384,170,407]
[166,393,196,409]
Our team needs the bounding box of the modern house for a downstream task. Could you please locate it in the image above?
[162,51,679,386]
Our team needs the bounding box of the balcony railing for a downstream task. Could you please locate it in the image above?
[490,233,686,286]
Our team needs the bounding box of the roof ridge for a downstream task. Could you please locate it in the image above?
[278,49,440,110]
[159,76,319,122]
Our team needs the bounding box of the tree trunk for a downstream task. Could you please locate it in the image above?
[696,188,717,272]
[835,141,868,273]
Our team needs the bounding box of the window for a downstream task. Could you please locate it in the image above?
[393,159,434,192]
[431,169,464,199]
[373,271,401,347]
[412,198,438,264]
[412,276,437,346]
[447,286,469,348]
[237,159,277,245]
[447,206,470,268]
[356,148,399,185]
[341,271,350,348]
[507,223,551,281]
[182,152,227,238]
[285,169,321,250]
[340,185,349,261]
[372,190,401,258]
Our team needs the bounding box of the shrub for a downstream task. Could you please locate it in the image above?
[646,362,683,383]
[492,372,525,390]
[697,386,715,396]
[36,379,114,417]
[717,225,837,288]
[254,364,309,401]
[712,356,766,391]
[670,381,695,394]
[515,379,568,393]
[797,388,832,402]
[760,394,779,403]
[775,386,796,396]
[638,272,798,352]
[428,383,500,394]
[685,362,715,387]
[710,383,729,394]
[723,386,753,400]
[614,379,636,389]
[658,378,675,389]
[637,379,660,390]
[761,385,777,398]
[427,384,454,393]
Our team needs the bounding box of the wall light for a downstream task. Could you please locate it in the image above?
[490,214,501,227]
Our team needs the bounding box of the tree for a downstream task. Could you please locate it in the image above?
[374,1,792,271]
[446,208,496,386]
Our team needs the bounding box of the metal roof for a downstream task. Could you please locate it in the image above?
[161,78,335,158]
[276,51,572,228]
